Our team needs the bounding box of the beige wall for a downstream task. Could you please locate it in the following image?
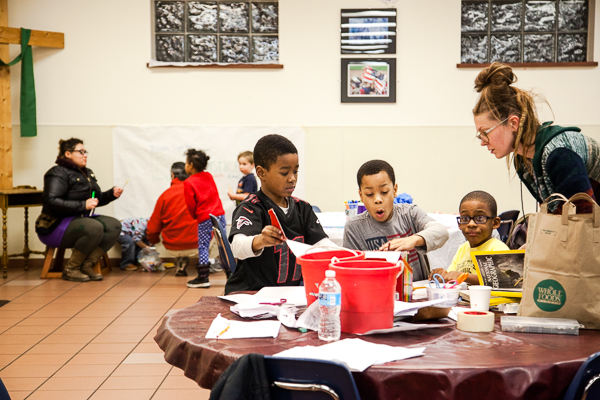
[5,0,600,257]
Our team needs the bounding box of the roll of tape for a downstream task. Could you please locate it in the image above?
[457,311,495,332]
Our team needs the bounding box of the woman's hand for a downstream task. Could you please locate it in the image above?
[85,198,99,210]
[113,187,123,198]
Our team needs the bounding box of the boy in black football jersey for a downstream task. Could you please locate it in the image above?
[225,134,337,294]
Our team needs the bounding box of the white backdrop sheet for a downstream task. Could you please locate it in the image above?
[113,126,306,224]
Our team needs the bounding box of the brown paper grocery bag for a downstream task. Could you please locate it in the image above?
[519,193,600,329]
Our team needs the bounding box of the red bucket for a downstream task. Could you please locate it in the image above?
[330,260,403,334]
[297,249,365,306]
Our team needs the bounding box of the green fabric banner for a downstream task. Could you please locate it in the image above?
[0,28,37,137]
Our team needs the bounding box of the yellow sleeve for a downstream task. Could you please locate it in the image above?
[446,241,469,271]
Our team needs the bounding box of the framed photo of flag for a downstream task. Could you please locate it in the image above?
[341,9,397,54]
[341,58,396,103]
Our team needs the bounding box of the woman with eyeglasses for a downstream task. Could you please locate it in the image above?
[473,62,600,214]
[35,138,123,282]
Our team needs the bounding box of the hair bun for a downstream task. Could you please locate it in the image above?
[474,62,516,93]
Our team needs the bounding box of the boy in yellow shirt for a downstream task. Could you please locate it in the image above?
[429,190,508,285]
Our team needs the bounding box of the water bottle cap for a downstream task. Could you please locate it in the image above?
[325,270,335,278]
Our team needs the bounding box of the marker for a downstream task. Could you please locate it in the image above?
[217,325,230,338]
[90,191,96,216]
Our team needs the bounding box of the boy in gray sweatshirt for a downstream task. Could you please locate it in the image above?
[343,160,449,281]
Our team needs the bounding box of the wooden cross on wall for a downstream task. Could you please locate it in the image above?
[0,0,64,190]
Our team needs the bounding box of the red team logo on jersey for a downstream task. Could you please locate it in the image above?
[236,216,252,229]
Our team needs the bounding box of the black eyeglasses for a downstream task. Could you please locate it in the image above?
[456,215,494,225]
[73,150,88,155]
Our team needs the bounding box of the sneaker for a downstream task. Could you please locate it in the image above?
[175,257,189,277]
[187,276,211,288]
[123,264,138,271]
[209,261,223,274]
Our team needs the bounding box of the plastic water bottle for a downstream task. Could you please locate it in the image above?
[318,270,341,341]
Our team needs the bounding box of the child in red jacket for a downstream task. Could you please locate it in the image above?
[146,162,199,277]
[183,149,226,288]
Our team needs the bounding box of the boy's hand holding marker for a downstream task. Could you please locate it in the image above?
[252,209,287,253]
[252,225,285,253]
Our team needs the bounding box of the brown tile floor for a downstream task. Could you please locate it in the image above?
[0,264,228,400]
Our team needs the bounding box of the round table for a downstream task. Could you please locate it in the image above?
[155,296,600,400]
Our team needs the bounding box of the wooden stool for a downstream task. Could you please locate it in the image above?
[40,246,112,279]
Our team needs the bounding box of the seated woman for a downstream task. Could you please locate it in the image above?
[35,138,123,282]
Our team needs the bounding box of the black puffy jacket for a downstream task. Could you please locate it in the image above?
[41,157,117,219]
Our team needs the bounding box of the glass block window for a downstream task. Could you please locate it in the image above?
[153,0,278,63]
[461,0,590,64]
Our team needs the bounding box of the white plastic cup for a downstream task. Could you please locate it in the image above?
[469,286,492,311]
[427,287,460,307]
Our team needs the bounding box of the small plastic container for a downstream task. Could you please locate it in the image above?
[426,287,460,307]
[138,247,164,272]
[501,316,581,335]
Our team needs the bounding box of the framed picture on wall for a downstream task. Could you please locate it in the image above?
[341,58,396,103]
[341,9,397,54]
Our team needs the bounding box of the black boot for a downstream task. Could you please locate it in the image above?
[175,256,189,277]
[187,263,210,288]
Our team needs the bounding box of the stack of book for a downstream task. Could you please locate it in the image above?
[459,250,525,307]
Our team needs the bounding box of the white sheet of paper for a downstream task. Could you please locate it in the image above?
[393,298,448,316]
[205,314,281,339]
[364,251,402,263]
[286,240,312,257]
[360,321,454,335]
[447,306,470,321]
[273,338,425,372]
[230,304,281,318]
[218,294,275,304]
[255,286,308,306]
[295,300,320,331]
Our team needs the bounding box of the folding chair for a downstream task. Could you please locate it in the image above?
[209,214,236,278]
[563,351,600,400]
[498,210,520,244]
[264,356,361,400]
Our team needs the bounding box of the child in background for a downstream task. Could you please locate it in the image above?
[228,151,258,205]
[146,162,198,277]
[225,134,337,294]
[429,190,509,285]
[343,160,449,282]
[183,149,226,288]
[118,217,150,271]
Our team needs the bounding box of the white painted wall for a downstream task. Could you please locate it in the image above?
[4,0,600,256]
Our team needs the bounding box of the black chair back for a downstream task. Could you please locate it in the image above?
[209,214,236,278]
[563,351,600,400]
[264,356,361,400]
[498,210,520,244]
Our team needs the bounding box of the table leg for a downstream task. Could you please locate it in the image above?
[2,209,7,279]
[23,207,29,271]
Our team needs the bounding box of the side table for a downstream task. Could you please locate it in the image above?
[0,188,45,278]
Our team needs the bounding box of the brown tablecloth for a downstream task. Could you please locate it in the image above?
[154,296,600,400]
